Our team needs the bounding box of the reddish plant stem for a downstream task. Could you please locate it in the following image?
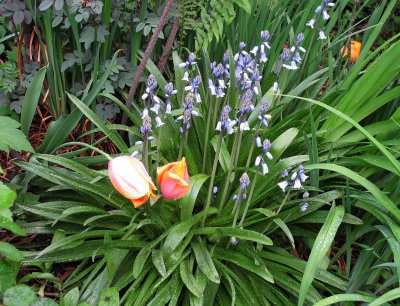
[122,0,175,126]
[158,16,180,74]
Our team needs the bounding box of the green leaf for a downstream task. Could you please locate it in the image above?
[0,242,23,261]
[214,247,273,283]
[195,227,273,245]
[99,288,119,306]
[313,294,374,306]
[0,182,17,210]
[181,174,209,220]
[3,285,38,306]
[191,238,220,284]
[18,272,61,284]
[369,288,400,306]
[151,249,166,277]
[30,298,58,306]
[306,164,400,223]
[0,215,26,236]
[180,260,203,297]
[63,287,80,306]
[20,67,46,136]
[0,260,15,291]
[0,117,34,152]
[66,93,128,153]
[298,204,344,306]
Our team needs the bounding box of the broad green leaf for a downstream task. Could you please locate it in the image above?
[30,298,58,306]
[0,182,17,210]
[306,164,400,223]
[0,260,15,291]
[285,94,400,175]
[313,294,374,306]
[180,260,203,297]
[18,272,60,284]
[369,288,400,306]
[195,227,272,245]
[20,67,46,136]
[3,284,38,306]
[0,242,23,261]
[151,249,166,277]
[298,204,344,306]
[63,287,80,306]
[214,247,273,283]
[133,231,169,278]
[0,117,34,152]
[162,210,216,257]
[191,238,220,284]
[0,215,26,236]
[181,174,209,220]
[66,92,128,153]
[99,288,119,306]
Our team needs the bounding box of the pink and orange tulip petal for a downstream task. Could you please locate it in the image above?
[108,156,157,208]
[157,157,190,200]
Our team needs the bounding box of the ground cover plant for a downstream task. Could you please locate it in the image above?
[1,0,400,305]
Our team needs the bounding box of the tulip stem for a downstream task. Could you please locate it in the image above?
[217,129,242,217]
[238,165,259,227]
[201,131,223,227]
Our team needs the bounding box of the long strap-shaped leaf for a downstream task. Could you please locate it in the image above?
[281,94,400,176]
[298,204,344,306]
[66,92,128,153]
[20,67,47,136]
[306,164,400,223]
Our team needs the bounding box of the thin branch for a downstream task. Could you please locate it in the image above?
[158,16,180,74]
[122,0,175,126]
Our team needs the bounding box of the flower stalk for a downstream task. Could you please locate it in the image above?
[201,131,224,227]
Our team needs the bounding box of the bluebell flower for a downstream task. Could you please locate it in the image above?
[281,166,292,178]
[233,194,239,201]
[299,191,310,211]
[179,52,197,81]
[278,164,308,192]
[239,42,246,50]
[300,203,309,212]
[213,186,218,194]
[164,83,177,115]
[255,139,273,175]
[273,80,279,92]
[230,236,238,245]
[250,30,271,63]
[240,172,250,199]
[216,105,236,134]
[184,75,202,103]
[223,51,229,64]
[142,74,161,104]
[306,18,317,28]
[318,29,327,40]
[141,115,152,135]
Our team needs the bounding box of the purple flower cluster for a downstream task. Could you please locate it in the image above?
[255,139,273,175]
[278,164,309,192]
[307,0,335,40]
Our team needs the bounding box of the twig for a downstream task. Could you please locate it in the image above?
[122,0,175,126]
[158,17,180,74]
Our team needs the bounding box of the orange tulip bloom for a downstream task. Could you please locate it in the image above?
[108,156,157,208]
[157,157,190,200]
[342,41,361,63]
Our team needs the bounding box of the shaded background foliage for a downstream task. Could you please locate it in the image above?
[0,0,400,305]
